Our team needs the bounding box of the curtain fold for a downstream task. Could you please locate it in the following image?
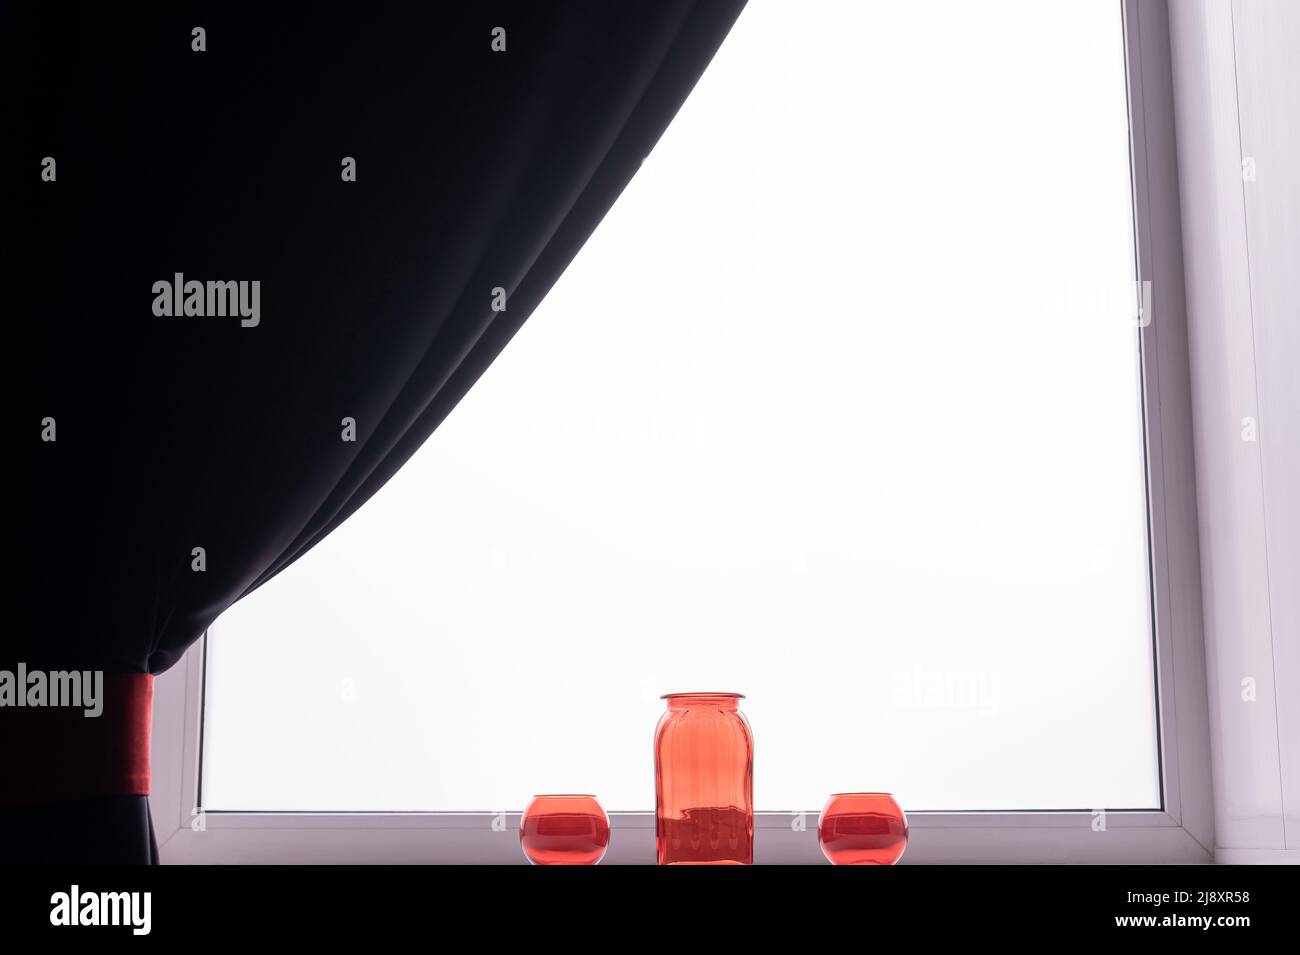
[11,0,746,863]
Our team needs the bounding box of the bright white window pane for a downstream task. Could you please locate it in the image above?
[203,0,1159,812]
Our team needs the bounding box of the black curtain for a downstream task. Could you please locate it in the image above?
[9,0,746,863]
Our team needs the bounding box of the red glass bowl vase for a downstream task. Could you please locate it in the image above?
[519,795,610,865]
[818,793,908,865]
[654,692,754,865]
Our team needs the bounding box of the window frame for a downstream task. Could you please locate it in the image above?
[150,0,1214,864]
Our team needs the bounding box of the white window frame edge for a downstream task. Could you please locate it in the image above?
[150,0,1215,865]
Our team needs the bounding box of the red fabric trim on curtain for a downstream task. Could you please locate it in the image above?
[0,672,152,809]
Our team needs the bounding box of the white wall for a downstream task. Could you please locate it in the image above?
[1168,0,1300,862]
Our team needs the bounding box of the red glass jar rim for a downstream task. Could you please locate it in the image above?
[660,692,745,700]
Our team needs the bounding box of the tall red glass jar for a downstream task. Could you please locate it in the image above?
[654,692,753,865]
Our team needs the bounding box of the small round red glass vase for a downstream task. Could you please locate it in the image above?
[818,793,908,865]
[519,795,610,865]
